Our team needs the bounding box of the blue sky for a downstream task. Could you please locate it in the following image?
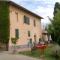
[11,0,60,26]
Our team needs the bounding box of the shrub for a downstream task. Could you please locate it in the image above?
[50,45,60,59]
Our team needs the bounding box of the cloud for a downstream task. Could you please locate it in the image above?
[34,6,54,17]
[55,0,60,2]
[11,0,60,25]
[33,5,54,25]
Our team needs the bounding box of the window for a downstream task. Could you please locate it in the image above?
[34,20,36,26]
[15,12,18,21]
[30,38,32,44]
[24,15,30,24]
[34,35,36,42]
[28,31,30,37]
[15,29,19,38]
[39,38,41,43]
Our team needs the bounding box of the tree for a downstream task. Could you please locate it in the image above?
[53,11,60,44]
[0,1,10,51]
[11,38,18,53]
[54,2,60,16]
[47,2,60,45]
[47,10,60,45]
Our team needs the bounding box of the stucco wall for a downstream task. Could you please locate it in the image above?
[9,5,42,47]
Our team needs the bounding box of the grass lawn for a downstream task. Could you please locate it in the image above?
[19,44,60,60]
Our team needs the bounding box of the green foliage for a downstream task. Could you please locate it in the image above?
[19,45,60,60]
[47,2,60,45]
[19,44,60,60]
[48,45,60,60]
[54,2,60,15]
[19,50,40,58]
[11,37,18,54]
[11,38,18,44]
[0,1,10,44]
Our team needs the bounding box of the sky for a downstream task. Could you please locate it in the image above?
[11,0,60,26]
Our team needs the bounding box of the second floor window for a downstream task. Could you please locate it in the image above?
[15,12,18,22]
[24,15,30,24]
[34,20,36,26]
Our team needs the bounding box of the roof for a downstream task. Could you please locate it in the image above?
[42,30,48,34]
[8,1,43,19]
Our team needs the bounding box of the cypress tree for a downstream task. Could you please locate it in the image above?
[0,1,10,50]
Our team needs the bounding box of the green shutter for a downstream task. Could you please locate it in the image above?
[15,29,19,38]
[24,15,30,24]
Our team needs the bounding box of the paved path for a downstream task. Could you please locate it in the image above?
[0,52,41,60]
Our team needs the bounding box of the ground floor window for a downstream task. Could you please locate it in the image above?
[28,38,32,48]
[34,35,36,43]
[15,29,19,38]
[30,38,32,44]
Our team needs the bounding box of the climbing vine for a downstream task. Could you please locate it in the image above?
[0,1,10,45]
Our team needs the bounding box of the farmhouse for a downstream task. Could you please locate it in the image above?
[0,1,43,51]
